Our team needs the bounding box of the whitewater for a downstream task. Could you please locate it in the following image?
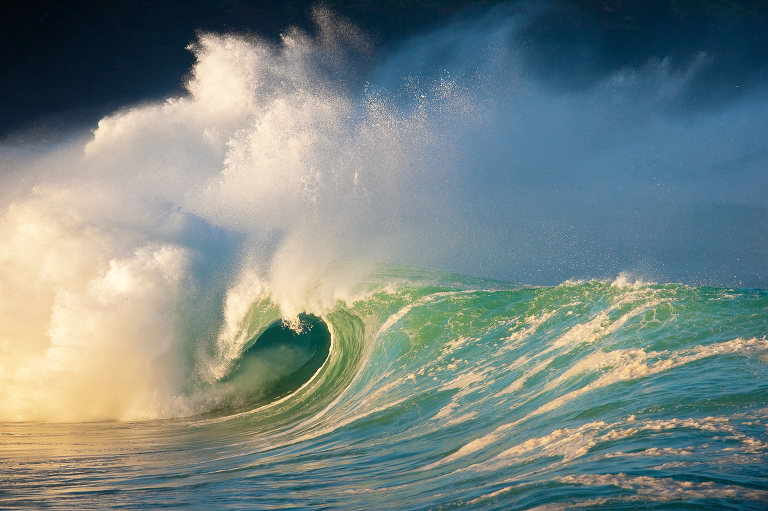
[1,6,767,509]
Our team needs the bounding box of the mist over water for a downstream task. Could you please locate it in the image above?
[0,5,766,422]
[371,8,768,284]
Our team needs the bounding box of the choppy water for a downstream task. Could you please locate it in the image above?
[1,5,767,509]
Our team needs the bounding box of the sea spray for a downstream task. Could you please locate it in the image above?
[1,6,766,425]
[0,8,407,421]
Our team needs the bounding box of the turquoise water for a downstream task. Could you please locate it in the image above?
[3,267,767,509]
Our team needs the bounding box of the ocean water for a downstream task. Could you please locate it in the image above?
[2,268,768,509]
[1,6,767,510]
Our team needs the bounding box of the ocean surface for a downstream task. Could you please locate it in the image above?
[1,5,767,510]
[2,267,768,509]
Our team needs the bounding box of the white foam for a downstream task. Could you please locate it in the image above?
[527,337,768,418]
[0,241,194,421]
[477,421,608,471]
[469,466,768,508]
[556,473,768,501]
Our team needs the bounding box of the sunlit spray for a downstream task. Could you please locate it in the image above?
[1,6,766,421]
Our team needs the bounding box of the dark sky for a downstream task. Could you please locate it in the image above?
[2,1,767,139]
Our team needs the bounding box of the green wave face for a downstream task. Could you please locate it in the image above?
[209,313,331,415]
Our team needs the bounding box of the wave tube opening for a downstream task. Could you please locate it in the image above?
[207,313,331,416]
